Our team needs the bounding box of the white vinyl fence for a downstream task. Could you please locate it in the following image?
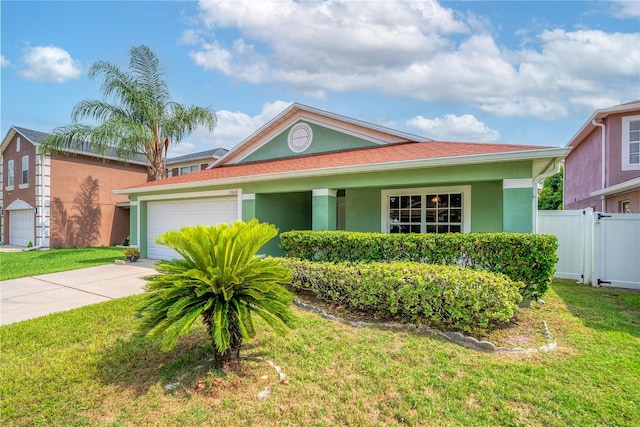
[537,209,640,290]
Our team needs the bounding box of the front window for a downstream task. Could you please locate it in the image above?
[22,155,29,184]
[383,186,471,233]
[7,159,14,187]
[622,116,640,170]
[179,165,200,175]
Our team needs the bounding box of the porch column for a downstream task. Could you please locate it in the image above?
[242,193,256,221]
[312,189,337,230]
[503,179,534,232]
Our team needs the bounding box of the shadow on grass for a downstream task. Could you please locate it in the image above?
[552,279,640,338]
[93,328,271,397]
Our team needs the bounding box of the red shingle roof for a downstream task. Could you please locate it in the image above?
[122,140,550,191]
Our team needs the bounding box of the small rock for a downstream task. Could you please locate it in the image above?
[258,388,271,400]
[260,375,269,380]
[164,382,179,391]
[115,259,126,265]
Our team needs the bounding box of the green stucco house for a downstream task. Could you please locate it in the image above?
[115,103,570,260]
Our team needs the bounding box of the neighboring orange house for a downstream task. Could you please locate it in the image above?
[564,100,640,213]
[0,126,148,248]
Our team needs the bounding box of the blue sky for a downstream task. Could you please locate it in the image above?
[1,0,639,157]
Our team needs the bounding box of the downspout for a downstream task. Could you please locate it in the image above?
[533,159,561,233]
[592,119,606,212]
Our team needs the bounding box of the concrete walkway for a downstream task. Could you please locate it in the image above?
[1,259,157,325]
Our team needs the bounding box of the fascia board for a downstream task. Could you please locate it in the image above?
[591,177,640,197]
[116,147,570,195]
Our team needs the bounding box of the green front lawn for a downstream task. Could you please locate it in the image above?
[1,280,639,426]
[0,247,125,281]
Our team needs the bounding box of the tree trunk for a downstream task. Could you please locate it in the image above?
[147,149,167,181]
[204,311,244,372]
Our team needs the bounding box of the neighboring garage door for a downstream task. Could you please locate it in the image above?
[10,209,35,247]
[146,197,238,260]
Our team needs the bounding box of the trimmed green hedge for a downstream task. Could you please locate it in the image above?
[279,231,558,301]
[279,258,523,333]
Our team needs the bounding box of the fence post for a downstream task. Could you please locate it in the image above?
[582,208,594,285]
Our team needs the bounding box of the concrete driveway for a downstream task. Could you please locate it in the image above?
[1,259,157,325]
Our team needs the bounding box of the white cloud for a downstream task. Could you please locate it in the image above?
[187,1,639,120]
[174,100,293,151]
[19,45,82,83]
[0,55,10,67]
[609,0,640,18]
[407,114,500,142]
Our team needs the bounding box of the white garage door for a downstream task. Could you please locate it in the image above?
[10,209,35,247]
[146,197,238,260]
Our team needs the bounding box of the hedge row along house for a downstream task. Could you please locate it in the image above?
[116,103,570,260]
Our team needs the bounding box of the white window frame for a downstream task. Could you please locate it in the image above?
[622,115,640,170]
[381,185,471,233]
[620,200,631,214]
[16,137,21,152]
[179,164,201,175]
[7,159,14,188]
[21,155,29,185]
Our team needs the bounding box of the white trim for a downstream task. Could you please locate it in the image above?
[380,185,471,233]
[129,200,138,206]
[6,199,34,210]
[117,147,570,196]
[312,189,337,197]
[591,177,640,197]
[621,115,640,171]
[242,193,256,200]
[503,178,533,189]
[137,188,241,202]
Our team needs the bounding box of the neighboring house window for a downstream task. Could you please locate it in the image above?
[621,200,631,213]
[622,116,640,170]
[179,165,200,175]
[16,137,21,152]
[22,155,29,185]
[7,159,14,187]
[381,186,471,233]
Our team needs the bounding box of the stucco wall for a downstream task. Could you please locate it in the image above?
[564,127,602,210]
[49,155,147,248]
[606,191,640,213]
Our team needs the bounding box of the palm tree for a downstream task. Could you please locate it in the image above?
[38,45,216,181]
[136,220,295,372]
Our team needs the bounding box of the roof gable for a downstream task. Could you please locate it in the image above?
[0,127,44,154]
[566,100,640,149]
[1,126,148,165]
[212,103,429,167]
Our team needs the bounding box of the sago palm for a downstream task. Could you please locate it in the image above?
[136,220,295,371]
[38,45,216,181]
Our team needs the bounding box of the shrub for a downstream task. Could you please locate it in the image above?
[279,231,557,301]
[279,258,522,334]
